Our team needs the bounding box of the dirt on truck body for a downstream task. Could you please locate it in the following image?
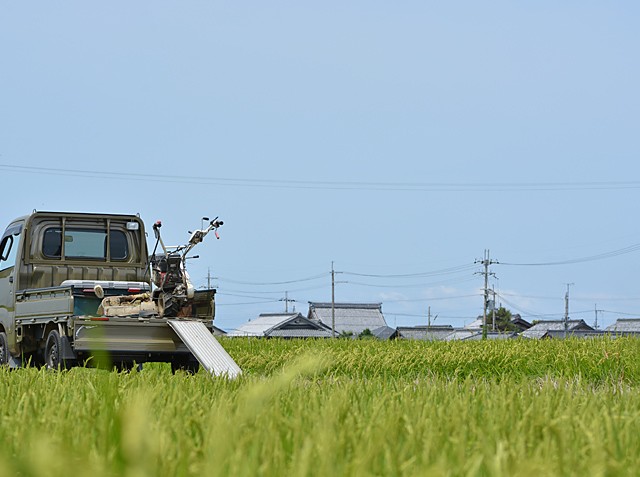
[0,211,234,374]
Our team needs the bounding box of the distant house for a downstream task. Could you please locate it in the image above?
[521,319,595,339]
[307,302,394,339]
[464,318,483,330]
[542,329,604,339]
[465,314,531,332]
[511,315,533,332]
[444,329,480,341]
[228,312,333,338]
[397,325,454,341]
[458,331,519,341]
[605,318,640,335]
[397,325,517,341]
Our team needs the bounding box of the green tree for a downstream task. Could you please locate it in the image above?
[487,307,518,332]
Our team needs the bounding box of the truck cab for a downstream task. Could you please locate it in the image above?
[0,211,196,369]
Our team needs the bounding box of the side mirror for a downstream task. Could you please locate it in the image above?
[0,236,13,261]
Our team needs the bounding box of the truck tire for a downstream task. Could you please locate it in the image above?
[171,358,199,374]
[0,332,9,366]
[44,330,64,370]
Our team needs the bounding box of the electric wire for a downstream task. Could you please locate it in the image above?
[4,163,640,192]
[382,293,481,303]
[495,293,561,320]
[385,312,470,320]
[209,283,331,294]
[215,272,328,286]
[341,263,477,278]
[600,309,640,317]
[344,275,478,289]
[501,243,640,266]
[216,299,281,306]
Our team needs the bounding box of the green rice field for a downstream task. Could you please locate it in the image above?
[2,338,640,477]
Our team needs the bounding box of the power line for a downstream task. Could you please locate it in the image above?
[600,309,640,317]
[495,293,559,320]
[215,272,328,286]
[216,300,281,306]
[341,263,477,278]
[343,275,477,289]
[501,243,640,266]
[4,163,640,192]
[385,312,470,321]
[217,292,288,301]
[215,284,331,295]
[382,293,481,303]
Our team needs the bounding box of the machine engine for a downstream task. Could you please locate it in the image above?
[149,217,223,317]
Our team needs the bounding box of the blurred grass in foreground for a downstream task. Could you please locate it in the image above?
[0,338,639,476]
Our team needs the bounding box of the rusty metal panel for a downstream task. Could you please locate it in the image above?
[168,320,241,379]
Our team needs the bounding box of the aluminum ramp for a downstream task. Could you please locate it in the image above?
[168,320,242,378]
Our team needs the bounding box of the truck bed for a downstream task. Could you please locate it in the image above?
[14,281,211,356]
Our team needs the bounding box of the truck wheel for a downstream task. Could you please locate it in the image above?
[171,359,200,374]
[44,330,64,370]
[114,362,143,372]
[0,332,9,366]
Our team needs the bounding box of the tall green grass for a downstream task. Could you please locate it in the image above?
[0,338,639,476]
[227,336,640,383]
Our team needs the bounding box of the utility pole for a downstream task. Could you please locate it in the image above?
[207,267,211,289]
[594,304,603,330]
[282,291,296,313]
[475,249,498,340]
[564,283,574,338]
[279,292,296,313]
[491,286,496,331]
[331,261,336,338]
[428,306,431,328]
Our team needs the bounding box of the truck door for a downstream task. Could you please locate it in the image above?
[0,222,23,354]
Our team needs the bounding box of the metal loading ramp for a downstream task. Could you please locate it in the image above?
[168,320,242,379]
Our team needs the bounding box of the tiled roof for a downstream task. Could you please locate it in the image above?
[543,330,605,339]
[520,329,549,340]
[228,313,298,337]
[308,302,388,335]
[461,332,518,341]
[397,326,454,341]
[372,326,397,340]
[444,330,479,341]
[268,328,333,338]
[511,316,532,330]
[606,319,640,333]
[465,318,484,330]
[229,313,331,338]
[521,320,593,339]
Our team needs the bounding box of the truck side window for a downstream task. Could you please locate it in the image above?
[43,229,62,258]
[0,234,19,271]
[43,227,128,260]
[109,231,129,260]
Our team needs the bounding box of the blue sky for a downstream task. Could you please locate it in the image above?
[1,1,639,331]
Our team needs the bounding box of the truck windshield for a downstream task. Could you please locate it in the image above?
[43,228,128,260]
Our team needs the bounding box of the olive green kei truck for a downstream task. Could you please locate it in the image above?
[0,211,239,375]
